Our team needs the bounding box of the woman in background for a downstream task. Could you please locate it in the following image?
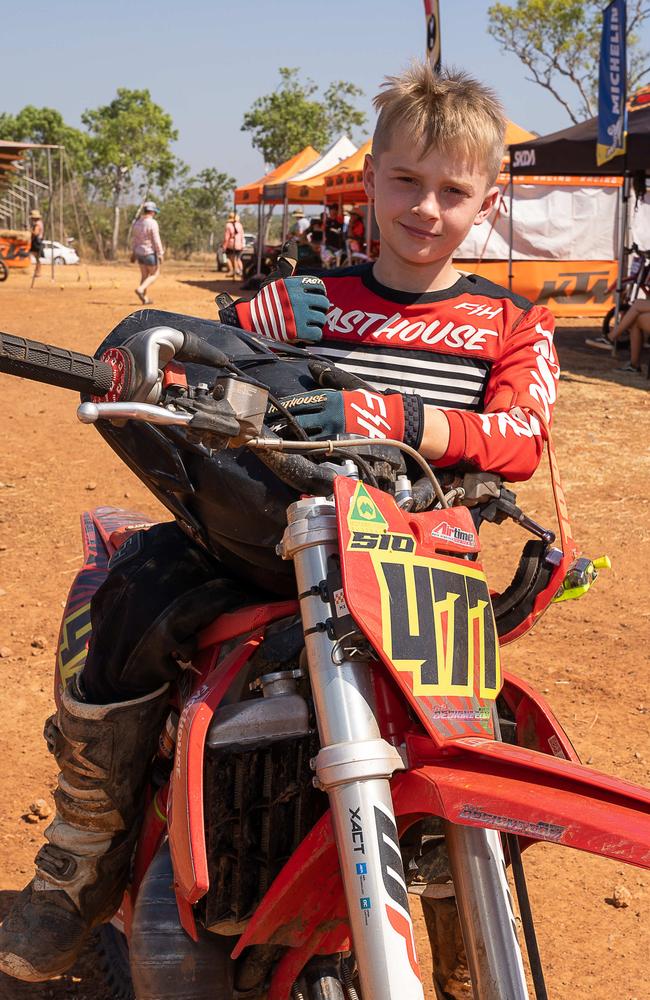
[222,211,244,280]
[131,201,164,305]
[29,209,44,279]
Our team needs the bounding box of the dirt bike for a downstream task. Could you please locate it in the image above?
[1,317,649,1000]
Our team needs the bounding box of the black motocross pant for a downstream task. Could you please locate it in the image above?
[81,521,274,705]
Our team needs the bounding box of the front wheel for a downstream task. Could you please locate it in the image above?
[0,258,8,282]
[94,923,134,1000]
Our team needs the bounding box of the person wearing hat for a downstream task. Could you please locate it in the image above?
[290,208,310,238]
[222,211,244,280]
[131,201,164,304]
[29,210,44,278]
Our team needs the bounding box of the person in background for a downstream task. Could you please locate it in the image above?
[306,214,324,247]
[289,209,310,238]
[301,215,324,268]
[586,295,650,373]
[29,210,44,279]
[347,209,366,254]
[222,211,245,280]
[131,201,164,305]
[324,204,343,251]
[609,298,650,373]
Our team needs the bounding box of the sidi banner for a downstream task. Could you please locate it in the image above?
[597,0,627,166]
[423,0,441,73]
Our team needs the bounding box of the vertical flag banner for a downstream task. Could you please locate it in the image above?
[424,0,441,73]
[597,0,627,165]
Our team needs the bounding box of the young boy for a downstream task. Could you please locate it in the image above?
[0,64,559,988]
[224,63,558,481]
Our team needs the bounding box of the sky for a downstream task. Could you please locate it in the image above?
[4,0,649,187]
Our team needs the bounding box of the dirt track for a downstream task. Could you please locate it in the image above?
[0,260,648,999]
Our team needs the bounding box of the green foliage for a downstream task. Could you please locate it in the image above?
[0,105,89,187]
[82,89,178,198]
[81,88,179,255]
[158,169,236,257]
[0,92,238,261]
[487,0,650,123]
[242,67,366,167]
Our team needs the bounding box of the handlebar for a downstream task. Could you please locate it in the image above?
[0,332,114,396]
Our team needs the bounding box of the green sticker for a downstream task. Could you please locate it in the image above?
[348,483,387,531]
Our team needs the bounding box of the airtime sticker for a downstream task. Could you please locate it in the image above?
[347,482,388,535]
[374,552,500,700]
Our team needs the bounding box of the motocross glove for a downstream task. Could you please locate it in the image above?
[270,387,425,448]
[219,275,330,344]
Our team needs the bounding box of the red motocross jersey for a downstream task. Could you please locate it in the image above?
[255,264,559,482]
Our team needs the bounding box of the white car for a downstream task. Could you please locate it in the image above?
[39,241,80,265]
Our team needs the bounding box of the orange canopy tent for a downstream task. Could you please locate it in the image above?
[323,140,371,205]
[323,125,536,205]
[234,146,320,206]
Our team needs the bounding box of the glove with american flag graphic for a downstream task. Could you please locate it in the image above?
[218,239,329,344]
[269,386,425,448]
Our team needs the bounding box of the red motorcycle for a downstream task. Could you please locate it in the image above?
[1,317,648,1000]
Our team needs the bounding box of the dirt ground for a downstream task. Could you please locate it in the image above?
[0,260,648,999]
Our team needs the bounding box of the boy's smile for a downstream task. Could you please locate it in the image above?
[363,127,499,293]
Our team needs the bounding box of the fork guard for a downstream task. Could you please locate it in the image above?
[232,716,650,999]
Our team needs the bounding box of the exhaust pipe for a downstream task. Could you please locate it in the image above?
[130,842,234,999]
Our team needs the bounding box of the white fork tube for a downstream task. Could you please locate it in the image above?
[445,822,529,999]
[279,497,424,1000]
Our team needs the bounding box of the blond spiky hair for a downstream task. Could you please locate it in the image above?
[372,62,507,185]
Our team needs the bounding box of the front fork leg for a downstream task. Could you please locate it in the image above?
[317,747,424,1000]
[445,822,529,1000]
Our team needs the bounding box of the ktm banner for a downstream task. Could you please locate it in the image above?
[0,229,31,268]
[424,0,441,72]
[468,260,618,318]
[597,0,627,166]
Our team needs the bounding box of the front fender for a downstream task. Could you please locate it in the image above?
[401,736,650,866]
[235,740,650,971]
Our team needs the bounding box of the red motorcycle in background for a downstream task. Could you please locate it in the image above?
[0,318,648,1000]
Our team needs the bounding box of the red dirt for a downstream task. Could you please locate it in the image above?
[0,261,648,999]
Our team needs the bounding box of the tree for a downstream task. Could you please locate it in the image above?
[81,89,178,257]
[242,67,366,167]
[487,0,650,124]
[158,169,236,258]
[0,106,89,200]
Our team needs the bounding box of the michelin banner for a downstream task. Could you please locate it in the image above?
[597,0,627,166]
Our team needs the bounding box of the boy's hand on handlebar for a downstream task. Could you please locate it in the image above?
[219,276,330,344]
[271,387,424,448]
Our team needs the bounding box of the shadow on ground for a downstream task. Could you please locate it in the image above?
[178,276,244,296]
[555,326,649,392]
[0,893,113,1000]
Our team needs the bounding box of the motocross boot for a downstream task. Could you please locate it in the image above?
[0,679,169,982]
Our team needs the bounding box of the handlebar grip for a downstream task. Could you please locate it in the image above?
[0,332,113,395]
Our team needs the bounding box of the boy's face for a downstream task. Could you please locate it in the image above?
[364,128,499,271]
